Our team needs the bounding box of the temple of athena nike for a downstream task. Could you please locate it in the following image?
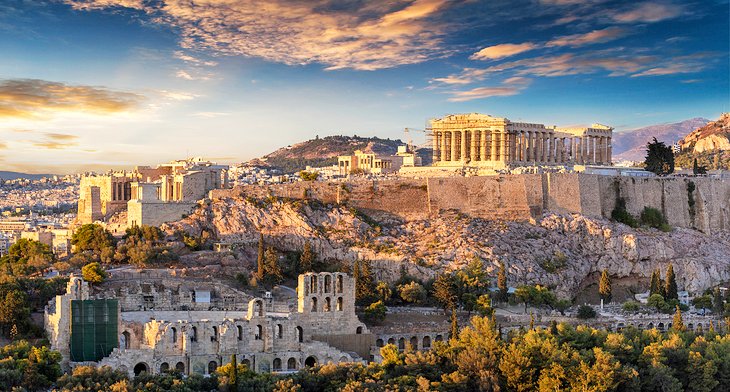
[429,113,613,168]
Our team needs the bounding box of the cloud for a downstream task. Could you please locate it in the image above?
[31,132,79,149]
[547,27,629,48]
[0,79,142,119]
[0,141,6,150]
[470,43,537,60]
[484,52,654,77]
[447,77,532,101]
[66,0,453,71]
[612,2,683,23]
[157,90,198,101]
[192,112,230,118]
[431,68,489,85]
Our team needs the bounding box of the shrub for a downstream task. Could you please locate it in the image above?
[611,198,638,228]
[362,300,386,324]
[640,207,669,230]
[398,282,426,304]
[622,301,640,312]
[577,305,597,319]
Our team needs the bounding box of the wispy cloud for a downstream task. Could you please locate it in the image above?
[66,0,453,71]
[612,2,684,23]
[31,132,79,149]
[547,27,629,48]
[192,112,230,118]
[0,79,142,119]
[448,77,532,102]
[470,43,537,61]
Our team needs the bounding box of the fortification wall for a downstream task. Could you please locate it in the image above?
[128,201,197,228]
[210,174,729,233]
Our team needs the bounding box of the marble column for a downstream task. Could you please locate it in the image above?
[479,130,486,161]
[469,131,477,162]
[432,131,438,163]
[440,131,447,162]
[450,131,457,162]
[607,138,612,164]
[519,131,525,162]
[490,131,497,161]
[499,132,507,162]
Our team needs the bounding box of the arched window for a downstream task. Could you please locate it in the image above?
[134,363,148,376]
[256,300,264,317]
[324,275,332,293]
[211,326,218,342]
[208,361,217,375]
[305,356,317,367]
[410,336,418,350]
[191,326,197,342]
[242,359,251,369]
[324,297,331,312]
[311,297,318,312]
[287,357,297,370]
[121,331,131,349]
[273,358,282,371]
[356,326,363,334]
[255,325,263,340]
[339,356,348,363]
[237,325,243,341]
[398,337,405,350]
[296,326,303,343]
[336,297,343,311]
[277,324,283,339]
[310,276,318,293]
[387,338,395,345]
[435,335,443,342]
[160,362,170,373]
[171,327,177,344]
[422,336,431,349]
[376,339,384,347]
[337,275,343,293]
[175,362,185,373]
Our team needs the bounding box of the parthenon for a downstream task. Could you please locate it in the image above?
[429,113,613,167]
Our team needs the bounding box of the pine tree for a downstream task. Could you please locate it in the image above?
[672,305,685,332]
[257,233,265,279]
[264,246,283,284]
[450,308,458,340]
[300,241,314,273]
[433,273,457,312]
[665,264,678,300]
[713,287,724,314]
[357,259,375,301]
[644,137,675,175]
[529,312,535,330]
[498,261,508,302]
[649,269,663,297]
[599,269,612,303]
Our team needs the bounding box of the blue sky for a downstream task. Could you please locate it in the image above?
[0,0,728,173]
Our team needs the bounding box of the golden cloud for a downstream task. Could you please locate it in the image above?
[66,0,452,71]
[612,2,683,23]
[0,79,143,119]
[448,77,531,102]
[547,27,629,48]
[470,43,537,61]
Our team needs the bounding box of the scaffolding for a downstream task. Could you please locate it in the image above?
[70,299,119,362]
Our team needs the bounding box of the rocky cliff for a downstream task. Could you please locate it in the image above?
[678,113,730,153]
[165,195,730,298]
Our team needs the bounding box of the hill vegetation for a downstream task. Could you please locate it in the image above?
[675,114,730,170]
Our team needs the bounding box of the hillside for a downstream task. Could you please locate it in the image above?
[0,171,54,180]
[612,117,709,162]
[675,113,730,170]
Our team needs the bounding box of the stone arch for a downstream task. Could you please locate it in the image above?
[273,358,282,371]
[422,336,431,349]
[398,337,405,350]
[287,357,297,370]
[337,275,343,293]
[277,324,283,339]
[121,331,131,349]
[296,326,303,343]
[356,326,363,334]
[648,323,654,329]
[324,297,331,312]
[208,361,218,375]
[305,356,317,367]
[255,325,263,340]
[410,336,418,350]
[435,335,443,342]
[688,323,694,331]
[191,326,198,342]
[242,359,251,369]
[658,322,665,331]
[311,297,318,312]
[237,325,243,341]
[324,275,332,293]
[211,326,218,341]
[310,275,318,293]
[697,323,704,332]
[387,338,395,345]
[171,327,177,344]
[175,362,185,373]
[159,362,170,373]
[339,356,348,363]
[133,362,149,376]
[376,338,384,347]
[337,297,343,311]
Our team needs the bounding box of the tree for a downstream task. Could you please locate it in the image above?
[81,262,107,284]
[497,261,508,302]
[665,264,678,301]
[71,224,115,262]
[692,295,712,315]
[692,158,708,175]
[476,294,493,316]
[648,293,667,312]
[376,282,392,303]
[299,171,319,181]
[2,238,53,275]
[577,305,597,319]
[650,269,664,297]
[263,247,283,284]
[599,269,612,304]
[672,305,685,331]
[0,290,30,337]
[257,233,265,279]
[299,241,314,273]
[713,287,725,314]
[398,281,426,304]
[432,273,457,312]
[354,259,374,304]
[644,137,674,176]
[450,308,459,340]
[362,300,386,324]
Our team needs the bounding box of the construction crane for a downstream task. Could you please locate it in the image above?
[403,127,432,152]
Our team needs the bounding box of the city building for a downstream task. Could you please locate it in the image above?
[429,113,613,169]
[338,150,405,176]
[0,232,10,256]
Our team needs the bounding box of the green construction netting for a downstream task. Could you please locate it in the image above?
[70,299,119,362]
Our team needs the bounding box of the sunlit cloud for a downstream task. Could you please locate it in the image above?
[447,77,531,102]
[192,112,230,118]
[431,68,489,85]
[66,0,453,71]
[0,79,143,119]
[547,27,629,48]
[157,90,199,101]
[470,43,537,61]
[31,132,79,149]
[612,2,684,23]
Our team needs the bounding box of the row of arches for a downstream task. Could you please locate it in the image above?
[376,334,443,351]
[306,274,344,295]
[310,296,343,312]
[617,321,709,332]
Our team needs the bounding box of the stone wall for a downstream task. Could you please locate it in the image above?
[127,200,197,227]
[210,174,730,233]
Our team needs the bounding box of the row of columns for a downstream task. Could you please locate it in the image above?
[431,130,611,165]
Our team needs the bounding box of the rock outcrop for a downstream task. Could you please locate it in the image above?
[679,113,730,153]
[164,196,730,298]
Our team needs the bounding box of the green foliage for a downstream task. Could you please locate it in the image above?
[515,284,557,312]
[432,273,458,311]
[0,340,62,392]
[81,262,107,284]
[676,148,730,171]
[476,293,493,316]
[298,171,319,181]
[361,300,386,325]
[622,301,640,312]
[497,260,508,302]
[257,233,265,279]
[353,259,375,304]
[611,197,639,228]
[692,295,712,314]
[299,241,314,273]
[577,305,597,319]
[599,269,612,303]
[665,264,678,301]
[538,251,568,273]
[640,207,671,231]
[672,305,685,332]
[644,137,675,175]
[376,281,392,303]
[0,289,30,337]
[262,246,283,285]
[0,238,54,275]
[650,269,665,297]
[648,293,669,312]
[72,224,115,263]
[398,281,426,304]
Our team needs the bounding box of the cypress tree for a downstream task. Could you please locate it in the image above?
[353,259,361,302]
[230,354,238,389]
[257,233,265,279]
[713,287,724,314]
[599,269,612,303]
[672,305,685,331]
[450,308,458,340]
[649,269,662,297]
[358,259,375,301]
[300,241,314,273]
[665,264,678,300]
[264,246,283,284]
[498,261,508,302]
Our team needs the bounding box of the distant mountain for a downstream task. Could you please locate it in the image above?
[0,171,54,180]
[612,118,709,162]
[253,135,428,173]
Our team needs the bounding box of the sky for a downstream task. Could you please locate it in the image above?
[0,0,728,174]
